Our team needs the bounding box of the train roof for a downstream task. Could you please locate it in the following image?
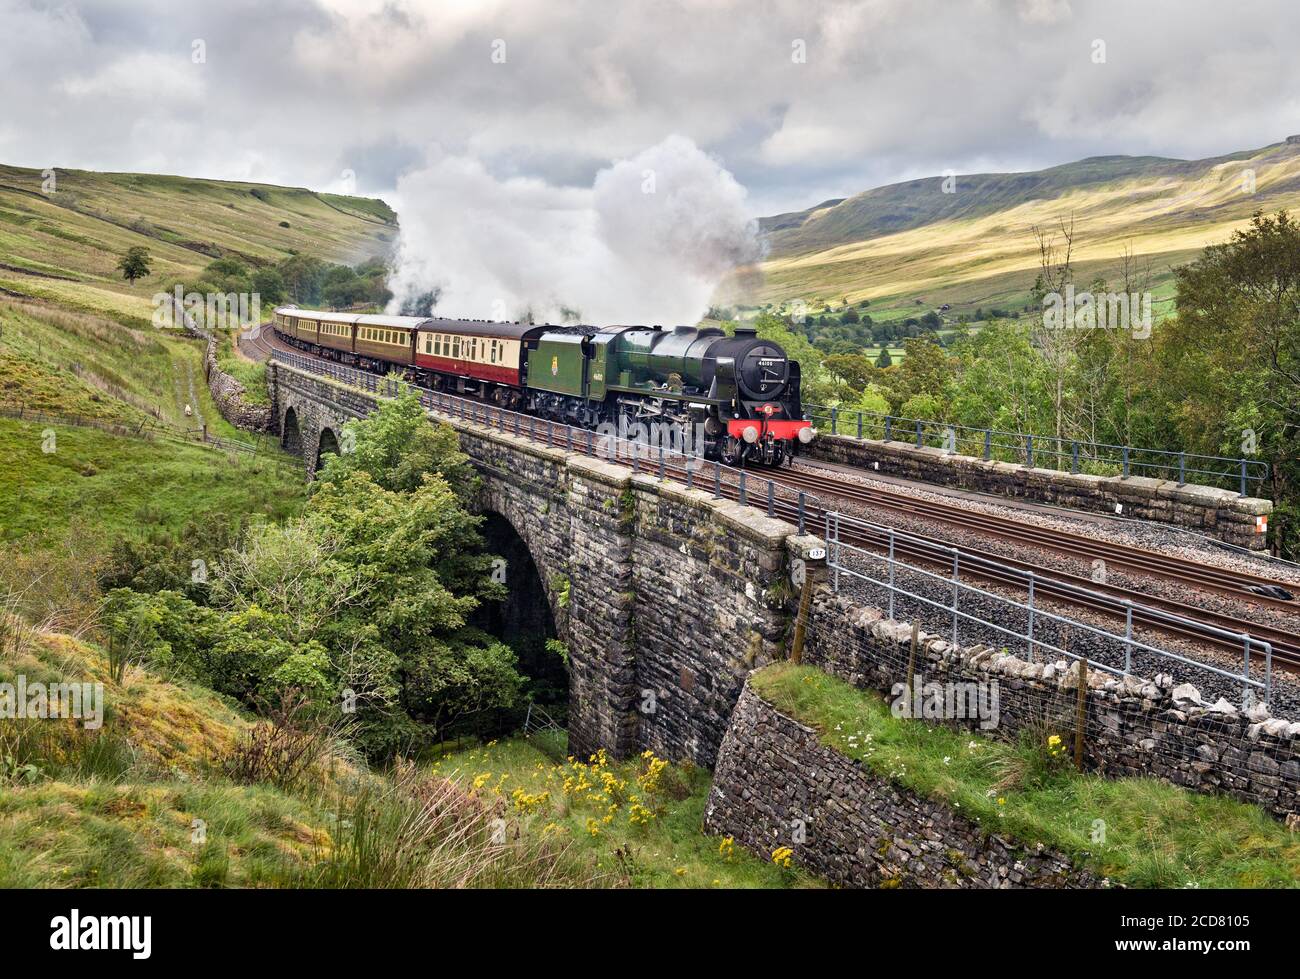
[275,307,548,339]
[275,307,421,329]
[420,318,550,340]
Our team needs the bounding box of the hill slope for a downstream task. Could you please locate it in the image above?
[729,139,1300,321]
[0,165,397,325]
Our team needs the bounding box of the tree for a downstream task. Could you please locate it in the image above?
[315,389,477,499]
[277,254,327,304]
[117,246,152,285]
[251,268,287,305]
[823,353,875,394]
[1158,210,1300,557]
[875,347,893,368]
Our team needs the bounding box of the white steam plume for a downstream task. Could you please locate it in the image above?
[386,134,764,325]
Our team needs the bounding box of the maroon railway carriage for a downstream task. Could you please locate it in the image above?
[412,318,547,406]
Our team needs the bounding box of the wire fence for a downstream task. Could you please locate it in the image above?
[820,509,1274,707]
[806,405,1270,497]
[0,402,285,467]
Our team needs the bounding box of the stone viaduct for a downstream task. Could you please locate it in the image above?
[269,358,824,766]
[267,358,1300,833]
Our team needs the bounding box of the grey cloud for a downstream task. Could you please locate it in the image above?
[1,0,1297,216]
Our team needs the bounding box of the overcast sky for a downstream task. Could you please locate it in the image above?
[6,0,1299,321]
[5,0,1299,216]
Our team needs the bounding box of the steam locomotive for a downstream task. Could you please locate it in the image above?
[272,307,816,465]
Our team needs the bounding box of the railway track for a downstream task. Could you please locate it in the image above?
[271,343,1300,673]
[773,464,1298,611]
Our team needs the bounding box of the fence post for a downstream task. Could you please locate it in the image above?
[951,550,960,645]
[739,470,747,506]
[686,465,693,491]
[1026,572,1036,661]
[1243,635,1252,707]
[983,429,991,461]
[857,412,863,439]
[1177,452,1186,487]
[1239,459,1248,498]
[831,406,838,436]
[885,416,892,442]
[714,461,721,499]
[1122,445,1130,479]
[1071,441,1079,474]
[658,445,665,479]
[833,513,841,593]
[887,529,896,621]
[767,479,775,517]
[905,621,920,712]
[1025,434,1033,468]
[1074,655,1088,772]
[914,419,922,448]
[797,491,806,534]
[1124,602,1133,674]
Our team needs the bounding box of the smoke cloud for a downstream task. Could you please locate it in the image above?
[386,134,764,326]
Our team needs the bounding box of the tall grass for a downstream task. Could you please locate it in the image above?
[302,760,602,889]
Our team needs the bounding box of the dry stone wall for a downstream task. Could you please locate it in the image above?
[704,683,1100,888]
[807,433,1271,550]
[803,591,1300,822]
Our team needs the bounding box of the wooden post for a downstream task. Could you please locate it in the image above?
[790,569,814,665]
[905,621,920,712]
[1074,655,1088,772]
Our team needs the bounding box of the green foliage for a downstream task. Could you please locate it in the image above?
[103,397,521,759]
[315,389,476,499]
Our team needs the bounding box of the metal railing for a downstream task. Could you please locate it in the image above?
[822,509,1273,706]
[806,405,1270,498]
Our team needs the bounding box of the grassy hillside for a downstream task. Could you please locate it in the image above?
[727,139,1300,323]
[0,165,396,326]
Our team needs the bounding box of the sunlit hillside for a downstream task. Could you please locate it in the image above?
[0,165,396,326]
[724,139,1300,322]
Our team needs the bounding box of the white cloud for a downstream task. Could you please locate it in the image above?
[1,0,1298,218]
[387,135,763,325]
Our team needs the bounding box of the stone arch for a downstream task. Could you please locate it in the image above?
[475,498,569,640]
[473,511,567,716]
[281,406,303,455]
[316,426,340,472]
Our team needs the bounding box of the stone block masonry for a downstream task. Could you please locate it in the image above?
[269,362,821,765]
[802,591,1300,822]
[808,433,1271,550]
[704,682,1100,888]
[176,307,272,432]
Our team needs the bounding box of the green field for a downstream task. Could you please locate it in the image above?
[0,418,305,542]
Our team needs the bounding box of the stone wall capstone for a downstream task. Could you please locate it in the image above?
[807,433,1271,550]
